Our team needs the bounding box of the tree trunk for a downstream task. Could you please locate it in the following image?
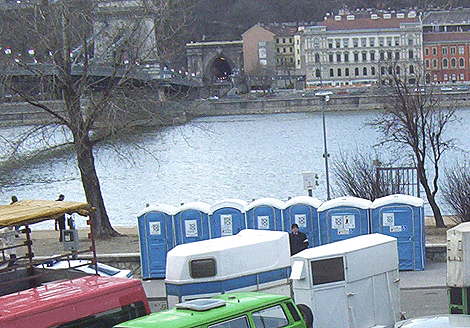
[75,138,119,238]
[417,161,446,228]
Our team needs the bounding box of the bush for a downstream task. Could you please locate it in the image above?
[442,164,470,223]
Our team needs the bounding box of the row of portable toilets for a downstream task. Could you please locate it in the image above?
[138,194,425,278]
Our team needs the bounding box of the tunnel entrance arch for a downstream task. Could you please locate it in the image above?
[208,55,233,82]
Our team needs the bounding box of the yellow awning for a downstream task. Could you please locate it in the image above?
[0,200,92,228]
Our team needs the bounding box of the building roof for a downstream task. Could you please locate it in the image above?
[423,31,470,43]
[422,9,470,25]
[318,13,420,31]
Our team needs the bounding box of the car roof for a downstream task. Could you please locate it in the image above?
[395,314,470,327]
[115,292,292,328]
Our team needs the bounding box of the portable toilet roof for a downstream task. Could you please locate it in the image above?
[282,196,322,209]
[370,194,424,209]
[138,204,178,217]
[165,229,290,283]
[246,198,284,211]
[317,196,371,212]
[176,202,211,213]
[210,199,248,214]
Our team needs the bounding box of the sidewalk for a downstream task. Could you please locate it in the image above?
[400,261,447,289]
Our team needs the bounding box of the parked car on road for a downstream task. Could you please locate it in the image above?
[440,86,453,91]
[39,259,133,278]
[457,85,469,91]
[395,314,470,327]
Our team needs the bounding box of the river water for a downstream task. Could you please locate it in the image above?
[1,109,469,229]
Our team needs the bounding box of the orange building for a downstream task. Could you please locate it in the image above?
[423,32,470,83]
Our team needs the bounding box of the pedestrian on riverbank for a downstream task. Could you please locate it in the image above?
[10,196,18,204]
[289,223,309,255]
[55,194,66,242]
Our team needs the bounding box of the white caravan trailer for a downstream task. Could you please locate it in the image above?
[290,233,400,328]
[165,229,291,308]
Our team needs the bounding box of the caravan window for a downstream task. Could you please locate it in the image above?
[190,258,217,278]
[311,257,345,285]
[209,316,249,328]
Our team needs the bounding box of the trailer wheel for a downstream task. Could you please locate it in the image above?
[296,304,313,328]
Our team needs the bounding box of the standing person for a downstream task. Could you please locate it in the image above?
[289,223,309,255]
[55,194,66,242]
[10,196,18,204]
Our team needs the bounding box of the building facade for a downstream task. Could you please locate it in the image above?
[422,10,470,83]
[301,11,422,87]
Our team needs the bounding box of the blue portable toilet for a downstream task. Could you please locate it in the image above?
[245,198,284,231]
[173,202,211,245]
[138,204,177,279]
[209,199,248,238]
[282,196,322,247]
[370,194,425,271]
[318,196,372,245]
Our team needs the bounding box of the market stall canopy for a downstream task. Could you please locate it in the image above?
[0,200,92,228]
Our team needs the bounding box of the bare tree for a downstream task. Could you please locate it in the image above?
[332,150,407,201]
[442,163,470,223]
[370,67,456,228]
[0,0,193,237]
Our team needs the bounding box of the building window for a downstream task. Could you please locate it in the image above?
[451,58,456,68]
[460,73,465,80]
[345,68,350,76]
[395,51,400,60]
[395,37,400,46]
[343,39,349,48]
[388,66,393,75]
[387,37,392,46]
[335,39,340,48]
[396,66,400,75]
[369,38,375,47]
[408,36,414,46]
[361,38,367,47]
[336,53,341,62]
[315,53,320,63]
[353,38,358,47]
[409,65,414,74]
[276,38,280,44]
[362,52,367,61]
[277,48,280,53]
[380,52,385,60]
[379,37,384,46]
[381,66,385,75]
[354,53,359,62]
[330,68,334,77]
[432,48,437,55]
[370,51,375,61]
[408,50,414,59]
[443,58,448,68]
[328,40,333,49]
[289,38,293,43]
[329,53,333,62]
[433,74,437,81]
[459,46,465,54]
[363,67,367,76]
[451,47,456,55]
[290,47,293,53]
[344,52,349,62]
[283,48,286,53]
[371,66,375,75]
[355,67,359,76]
[444,73,448,81]
[433,59,437,68]
[283,38,286,43]
[316,69,321,78]
[425,59,430,68]
[337,68,342,76]
[388,51,393,60]
[442,47,448,55]
[425,48,429,56]
[460,58,465,68]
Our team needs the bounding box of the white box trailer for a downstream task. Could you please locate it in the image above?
[447,222,470,287]
[290,234,400,328]
[164,229,291,308]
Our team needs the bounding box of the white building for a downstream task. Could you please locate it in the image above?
[301,11,423,87]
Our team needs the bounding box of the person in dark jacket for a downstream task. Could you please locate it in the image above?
[289,223,309,255]
[55,194,66,241]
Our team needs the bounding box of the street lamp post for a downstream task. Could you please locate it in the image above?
[315,90,333,200]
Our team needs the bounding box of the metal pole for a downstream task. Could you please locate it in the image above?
[321,98,331,200]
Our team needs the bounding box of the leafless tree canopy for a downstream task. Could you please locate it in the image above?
[0,0,194,237]
[370,67,456,227]
[442,164,470,223]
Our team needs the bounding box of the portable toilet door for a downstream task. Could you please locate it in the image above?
[209,199,248,238]
[282,196,322,247]
[245,198,284,231]
[370,194,425,270]
[174,202,211,245]
[318,196,372,245]
[138,204,177,279]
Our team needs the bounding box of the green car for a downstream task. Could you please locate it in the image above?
[114,292,308,328]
